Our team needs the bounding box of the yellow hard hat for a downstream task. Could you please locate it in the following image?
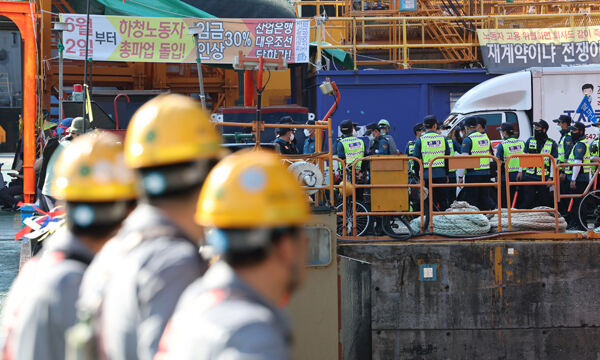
[53,131,137,202]
[124,94,221,169]
[196,150,310,228]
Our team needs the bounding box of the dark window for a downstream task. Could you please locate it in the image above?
[480,113,503,141]
[505,112,519,136]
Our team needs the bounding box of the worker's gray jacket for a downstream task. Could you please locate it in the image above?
[82,204,207,360]
[0,228,93,360]
[383,134,399,154]
[155,261,292,360]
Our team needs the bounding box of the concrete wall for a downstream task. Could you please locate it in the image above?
[339,240,600,359]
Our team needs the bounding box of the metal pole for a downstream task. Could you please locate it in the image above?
[58,30,64,123]
[82,0,91,133]
[193,34,207,110]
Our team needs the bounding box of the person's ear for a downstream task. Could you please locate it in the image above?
[274,233,295,265]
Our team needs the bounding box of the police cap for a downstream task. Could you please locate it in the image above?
[533,119,549,130]
[463,116,478,128]
[413,123,424,135]
[497,122,515,133]
[365,122,378,135]
[553,115,572,124]
[423,115,437,128]
[568,122,586,132]
[340,119,354,132]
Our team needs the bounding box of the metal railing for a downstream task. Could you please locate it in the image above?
[428,154,502,233]
[311,12,600,68]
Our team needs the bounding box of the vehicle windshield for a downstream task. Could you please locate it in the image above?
[443,114,458,127]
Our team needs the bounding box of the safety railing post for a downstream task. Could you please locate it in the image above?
[351,161,357,237]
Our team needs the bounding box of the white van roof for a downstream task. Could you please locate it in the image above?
[451,71,532,115]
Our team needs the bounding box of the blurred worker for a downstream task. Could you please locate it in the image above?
[565,122,590,231]
[40,116,90,211]
[565,122,590,230]
[520,120,558,209]
[76,94,222,360]
[0,131,136,360]
[274,118,298,155]
[155,150,310,359]
[495,123,525,208]
[415,115,450,211]
[554,115,573,215]
[459,116,496,211]
[441,124,458,204]
[405,123,425,178]
[377,119,399,154]
[303,120,316,154]
[366,122,390,155]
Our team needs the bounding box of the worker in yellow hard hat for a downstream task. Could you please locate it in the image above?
[75,94,222,360]
[0,131,136,360]
[155,149,311,360]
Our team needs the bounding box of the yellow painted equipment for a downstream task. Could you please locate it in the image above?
[370,155,409,212]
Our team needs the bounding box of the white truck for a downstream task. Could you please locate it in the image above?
[443,65,600,148]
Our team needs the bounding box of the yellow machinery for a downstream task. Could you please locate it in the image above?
[370,155,409,212]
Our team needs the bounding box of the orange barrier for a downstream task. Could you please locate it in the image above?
[557,163,600,202]
[504,154,560,232]
[345,156,425,237]
[427,155,502,233]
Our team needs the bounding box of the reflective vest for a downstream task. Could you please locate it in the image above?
[339,136,365,170]
[407,141,416,173]
[501,137,525,173]
[565,140,590,175]
[557,131,571,163]
[525,138,554,177]
[446,138,456,173]
[467,132,491,171]
[590,138,600,173]
[420,131,446,169]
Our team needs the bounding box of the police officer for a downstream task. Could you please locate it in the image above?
[274,118,298,155]
[405,123,425,178]
[441,124,459,204]
[366,122,390,155]
[155,150,310,359]
[377,119,399,154]
[303,120,316,154]
[76,94,222,360]
[459,116,496,211]
[591,123,600,164]
[0,132,136,360]
[565,122,590,230]
[554,115,574,215]
[415,115,450,211]
[495,123,525,208]
[520,120,558,209]
[336,119,365,174]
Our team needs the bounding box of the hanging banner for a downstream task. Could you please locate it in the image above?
[477,26,600,74]
[58,14,310,64]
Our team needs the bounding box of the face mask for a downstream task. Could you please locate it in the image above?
[290,133,295,142]
[352,129,358,137]
[459,131,464,138]
[571,131,581,141]
[303,129,311,137]
[368,134,375,141]
[534,129,545,138]
[381,129,388,135]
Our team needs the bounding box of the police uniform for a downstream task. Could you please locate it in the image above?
[520,136,558,209]
[274,137,298,155]
[81,204,207,360]
[336,135,365,171]
[446,137,458,204]
[303,136,315,154]
[565,139,591,229]
[405,140,417,176]
[460,130,496,211]
[415,130,450,211]
[1,228,93,360]
[369,134,390,155]
[155,262,291,360]
[496,137,525,208]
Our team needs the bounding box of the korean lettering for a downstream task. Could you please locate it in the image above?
[95,31,117,45]
[562,42,575,62]
[575,41,589,62]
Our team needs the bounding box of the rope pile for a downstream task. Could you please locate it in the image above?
[489,207,567,232]
[409,201,490,236]
[409,201,568,235]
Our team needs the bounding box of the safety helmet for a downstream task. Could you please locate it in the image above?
[378,119,390,128]
[124,94,222,169]
[196,150,310,228]
[53,131,137,202]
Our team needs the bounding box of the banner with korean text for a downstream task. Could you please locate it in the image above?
[477,26,600,74]
[58,14,311,64]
